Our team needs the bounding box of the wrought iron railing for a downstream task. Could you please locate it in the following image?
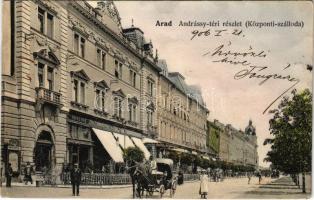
[41,173,201,185]
[36,87,61,105]
[59,173,132,185]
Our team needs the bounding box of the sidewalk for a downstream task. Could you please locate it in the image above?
[241,176,311,199]
[1,179,198,189]
[1,182,132,189]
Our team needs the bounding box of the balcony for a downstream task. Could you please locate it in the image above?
[147,124,157,136]
[127,120,138,127]
[36,87,62,107]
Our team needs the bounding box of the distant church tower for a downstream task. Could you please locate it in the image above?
[245,120,256,136]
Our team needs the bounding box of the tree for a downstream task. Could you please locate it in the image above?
[124,146,145,163]
[167,151,180,164]
[264,89,312,193]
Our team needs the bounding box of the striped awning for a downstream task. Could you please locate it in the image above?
[131,137,151,160]
[113,132,135,149]
[92,128,124,163]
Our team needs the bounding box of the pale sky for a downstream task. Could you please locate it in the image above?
[90,1,313,167]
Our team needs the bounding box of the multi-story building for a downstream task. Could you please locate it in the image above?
[207,120,222,157]
[214,119,258,168]
[1,0,210,180]
[156,60,209,157]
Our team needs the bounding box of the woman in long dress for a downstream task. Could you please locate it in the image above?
[199,170,209,199]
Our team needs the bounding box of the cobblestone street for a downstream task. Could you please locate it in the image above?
[1,176,310,199]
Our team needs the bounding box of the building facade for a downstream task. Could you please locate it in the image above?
[206,120,222,157]
[1,0,210,179]
[157,61,209,156]
[213,119,258,168]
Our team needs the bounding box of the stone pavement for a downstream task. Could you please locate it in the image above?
[240,176,311,199]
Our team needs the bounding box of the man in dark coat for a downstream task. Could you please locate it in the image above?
[6,163,13,187]
[70,163,82,196]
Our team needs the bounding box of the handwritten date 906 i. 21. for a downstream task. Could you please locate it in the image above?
[190,29,244,40]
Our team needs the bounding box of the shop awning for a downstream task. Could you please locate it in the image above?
[202,156,210,160]
[143,138,159,144]
[113,133,135,149]
[131,137,151,160]
[173,148,188,153]
[92,128,124,163]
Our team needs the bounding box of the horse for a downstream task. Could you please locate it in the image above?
[127,160,155,198]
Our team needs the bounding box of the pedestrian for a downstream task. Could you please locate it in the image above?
[70,163,82,196]
[199,170,209,199]
[247,172,251,184]
[258,172,262,184]
[5,163,13,187]
[23,162,34,185]
[178,171,184,185]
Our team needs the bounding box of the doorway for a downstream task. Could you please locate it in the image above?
[34,131,54,172]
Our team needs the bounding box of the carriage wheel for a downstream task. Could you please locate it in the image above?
[159,184,165,198]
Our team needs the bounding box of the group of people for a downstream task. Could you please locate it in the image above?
[247,171,262,185]
[4,162,34,187]
[3,161,81,197]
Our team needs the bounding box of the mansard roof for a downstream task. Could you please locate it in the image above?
[71,69,90,82]
[168,72,189,94]
[188,85,205,106]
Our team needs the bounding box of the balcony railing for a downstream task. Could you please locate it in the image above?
[147,124,157,135]
[36,87,61,106]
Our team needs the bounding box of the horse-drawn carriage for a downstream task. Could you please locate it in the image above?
[131,158,177,198]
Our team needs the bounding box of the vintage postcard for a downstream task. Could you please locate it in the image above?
[0,0,312,199]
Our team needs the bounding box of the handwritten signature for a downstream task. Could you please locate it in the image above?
[203,42,300,114]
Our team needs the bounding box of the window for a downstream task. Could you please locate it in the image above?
[95,89,106,111]
[80,82,85,104]
[97,49,101,66]
[37,7,54,38]
[37,62,55,90]
[119,63,123,78]
[128,103,137,122]
[73,79,78,102]
[38,7,45,33]
[47,67,53,90]
[114,97,123,118]
[74,34,79,54]
[101,52,106,70]
[74,33,85,58]
[115,60,119,78]
[47,13,54,38]
[133,105,136,121]
[147,110,153,125]
[80,38,85,58]
[128,104,132,121]
[129,70,136,87]
[147,80,154,96]
[115,60,123,79]
[96,48,106,70]
[38,62,44,87]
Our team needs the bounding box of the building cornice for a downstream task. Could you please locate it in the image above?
[68,1,162,74]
